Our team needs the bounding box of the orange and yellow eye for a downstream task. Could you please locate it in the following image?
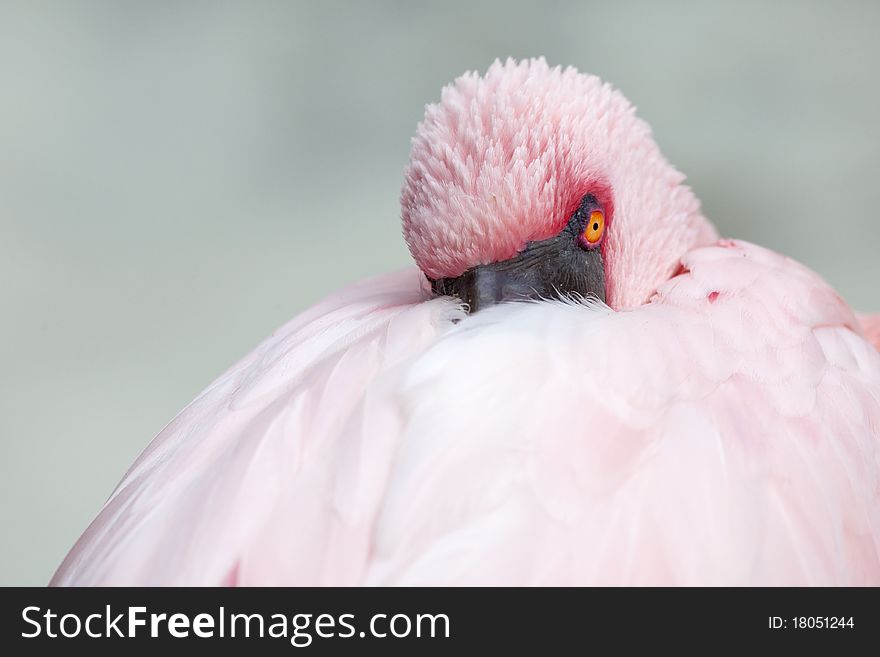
[583,210,605,244]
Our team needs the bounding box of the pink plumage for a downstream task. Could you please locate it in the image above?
[402,59,714,309]
[53,58,880,586]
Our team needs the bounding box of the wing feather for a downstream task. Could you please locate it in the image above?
[53,242,880,585]
[52,269,465,585]
[362,241,880,585]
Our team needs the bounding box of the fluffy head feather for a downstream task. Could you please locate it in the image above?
[401,58,718,309]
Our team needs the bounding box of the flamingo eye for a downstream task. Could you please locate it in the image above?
[583,210,605,244]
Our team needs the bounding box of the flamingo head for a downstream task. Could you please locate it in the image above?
[401,58,717,312]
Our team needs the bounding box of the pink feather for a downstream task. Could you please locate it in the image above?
[52,242,880,585]
[859,314,880,352]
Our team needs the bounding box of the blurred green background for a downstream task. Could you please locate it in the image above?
[1,0,878,585]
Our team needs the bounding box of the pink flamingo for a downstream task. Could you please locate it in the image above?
[53,59,880,586]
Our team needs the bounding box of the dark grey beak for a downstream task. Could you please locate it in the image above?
[429,195,607,313]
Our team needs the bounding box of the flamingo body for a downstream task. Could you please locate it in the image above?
[53,59,880,586]
[53,242,880,585]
